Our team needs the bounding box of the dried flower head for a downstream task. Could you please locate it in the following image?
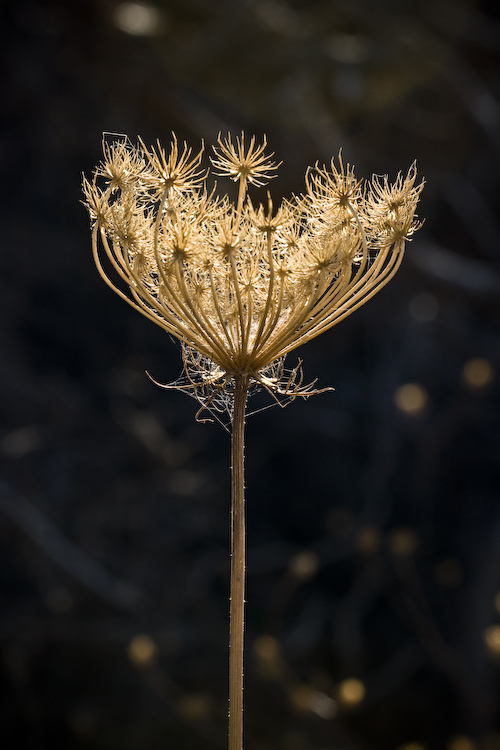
[211,132,280,187]
[84,133,423,413]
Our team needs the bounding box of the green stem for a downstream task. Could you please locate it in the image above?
[229,375,249,750]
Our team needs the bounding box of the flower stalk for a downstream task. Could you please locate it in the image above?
[229,375,249,750]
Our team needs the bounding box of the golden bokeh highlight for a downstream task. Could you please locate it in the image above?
[447,735,476,750]
[463,358,495,389]
[394,383,428,415]
[113,2,163,36]
[389,528,419,557]
[337,677,365,706]
[289,551,320,581]
[484,625,500,657]
[253,635,283,679]
[289,684,316,713]
[176,693,212,721]
[356,526,382,556]
[399,743,427,750]
[253,635,281,662]
[127,634,159,666]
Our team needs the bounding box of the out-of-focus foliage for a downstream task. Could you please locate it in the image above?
[1,1,500,749]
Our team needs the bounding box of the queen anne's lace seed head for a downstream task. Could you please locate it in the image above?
[84,133,423,405]
[211,132,280,187]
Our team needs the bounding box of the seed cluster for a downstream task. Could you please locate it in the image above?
[83,133,423,391]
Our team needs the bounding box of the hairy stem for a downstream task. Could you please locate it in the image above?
[229,375,249,750]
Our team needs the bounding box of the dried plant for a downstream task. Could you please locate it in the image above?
[83,132,423,750]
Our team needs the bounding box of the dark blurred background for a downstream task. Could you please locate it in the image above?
[2,0,500,748]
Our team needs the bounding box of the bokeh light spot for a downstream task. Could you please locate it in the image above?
[289,684,315,712]
[176,693,212,720]
[113,2,163,36]
[254,634,283,679]
[389,528,419,557]
[356,526,382,556]
[394,382,428,415]
[484,625,500,657]
[127,634,158,666]
[288,550,319,581]
[253,634,280,662]
[447,735,476,750]
[462,357,495,389]
[338,677,365,706]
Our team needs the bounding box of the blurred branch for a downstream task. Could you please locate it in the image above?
[445,176,500,261]
[390,555,492,724]
[409,240,500,297]
[0,481,145,612]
